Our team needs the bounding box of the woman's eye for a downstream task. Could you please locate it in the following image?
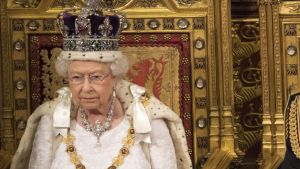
[71,76,82,80]
[90,75,102,80]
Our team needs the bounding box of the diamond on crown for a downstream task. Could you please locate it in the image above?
[57,5,126,52]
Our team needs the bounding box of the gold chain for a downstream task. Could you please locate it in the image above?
[288,97,300,159]
[63,119,135,169]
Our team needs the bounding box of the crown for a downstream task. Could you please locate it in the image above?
[57,4,125,52]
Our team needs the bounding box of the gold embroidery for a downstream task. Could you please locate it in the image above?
[63,119,135,168]
[288,97,300,159]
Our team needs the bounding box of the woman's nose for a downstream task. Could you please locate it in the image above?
[81,77,93,92]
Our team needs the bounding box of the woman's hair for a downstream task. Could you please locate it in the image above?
[55,52,129,79]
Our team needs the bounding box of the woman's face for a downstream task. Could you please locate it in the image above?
[68,60,116,111]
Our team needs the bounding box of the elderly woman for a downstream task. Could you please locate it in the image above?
[10,3,192,169]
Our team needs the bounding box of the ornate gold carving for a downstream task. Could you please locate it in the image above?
[259,0,270,114]
[135,0,159,8]
[193,17,205,30]
[207,0,216,106]
[12,19,24,31]
[196,97,206,109]
[51,0,129,9]
[284,3,300,13]
[232,23,263,157]
[1,2,12,107]
[273,0,283,129]
[133,19,144,30]
[97,0,131,9]
[207,0,219,158]
[43,19,55,31]
[272,0,283,113]
[236,122,262,152]
[51,0,77,8]
[176,0,201,5]
[15,99,27,110]
[260,9,272,156]
[287,64,298,76]
[197,136,208,148]
[194,58,206,69]
[14,60,26,70]
[258,0,269,6]
[11,0,41,8]
[239,24,259,41]
[271,0,281,5]
[27,20,40,31]
[284,24,297,36]
[221,0,232,106]
[163,18,175,30]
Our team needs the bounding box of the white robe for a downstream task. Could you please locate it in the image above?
[28,114,177,169]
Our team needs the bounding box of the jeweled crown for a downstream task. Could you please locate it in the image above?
[57,2,125,52]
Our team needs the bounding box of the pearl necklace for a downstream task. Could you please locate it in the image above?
[80,92,115,143]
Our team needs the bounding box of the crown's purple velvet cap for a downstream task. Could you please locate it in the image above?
[62,11,121,37]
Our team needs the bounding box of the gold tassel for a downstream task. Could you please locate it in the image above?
[202,149,233,169]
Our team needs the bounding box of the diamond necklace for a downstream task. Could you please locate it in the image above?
[80,92,115,143]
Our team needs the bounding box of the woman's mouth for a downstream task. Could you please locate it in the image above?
[80,97,97,102]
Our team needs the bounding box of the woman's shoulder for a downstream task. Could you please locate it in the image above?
[28,98,59,124]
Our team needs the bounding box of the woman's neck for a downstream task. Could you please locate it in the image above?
[76,97,124,126]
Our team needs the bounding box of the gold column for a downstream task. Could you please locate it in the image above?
[209,0,235,156]
[271,0,285,157]
[258,0,284,158]
[0,0,15,154]
[207,0,220,152]
[219,0,235,155]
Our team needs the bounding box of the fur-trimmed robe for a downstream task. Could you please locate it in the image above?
[10,80,192,169]
[278,91,300,169]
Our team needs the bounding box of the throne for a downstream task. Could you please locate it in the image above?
[28,32,193,154]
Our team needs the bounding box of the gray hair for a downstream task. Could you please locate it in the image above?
[55,53,129,79]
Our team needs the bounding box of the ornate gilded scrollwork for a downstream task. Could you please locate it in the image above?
[258,0,269,5]
[232,22,262,156]
[287,64,298,76]
[51,0,79,8]
[136,0,159,8]
[239,24,259,41]
[14,60,26,70]
[12,20,24,31]
[176,0,201,5]
[285,24,297,36]
[12,0,41,8]
[257,0,281,5]
[193,18,205,29]
[163,18,175,29]
[284,3,300,13]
